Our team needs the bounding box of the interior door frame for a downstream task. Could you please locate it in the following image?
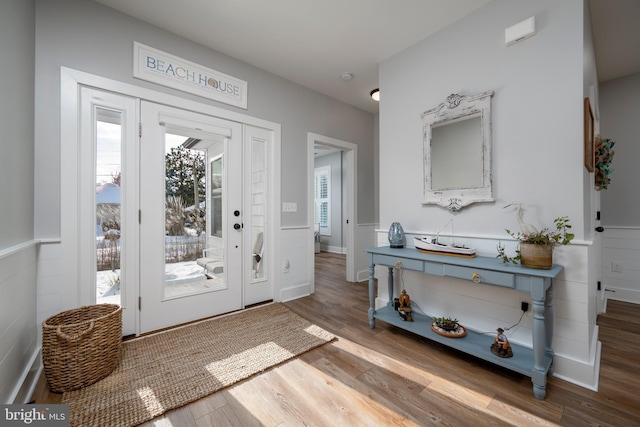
[61,67,281,336]
[307,132,357,286]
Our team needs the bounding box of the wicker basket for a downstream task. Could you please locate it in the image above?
[42,304,122,392]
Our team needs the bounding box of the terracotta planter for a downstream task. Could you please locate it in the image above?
[519,243,553,270]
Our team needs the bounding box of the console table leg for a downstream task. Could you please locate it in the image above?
[545,286,555,361]
[531,297,547,399]
[368,262,376,328]
[387,267,394,305]
[532,382,547,400]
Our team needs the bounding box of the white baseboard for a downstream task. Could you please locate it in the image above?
[280,283,311,302]
[605,287,640,304]
[321,245,346,254]
[9,347,42,404]
[552,329,601,392]
[357,269,369,282]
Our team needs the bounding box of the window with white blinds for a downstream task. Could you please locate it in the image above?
[314,166,331,235]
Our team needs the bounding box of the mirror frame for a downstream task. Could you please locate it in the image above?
[421,91,494,211]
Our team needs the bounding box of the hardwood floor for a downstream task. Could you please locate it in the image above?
[32,252,640,426]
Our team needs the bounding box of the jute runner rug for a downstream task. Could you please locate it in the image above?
[62,303,335,427]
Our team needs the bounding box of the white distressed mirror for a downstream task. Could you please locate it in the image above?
[422,91,494,211]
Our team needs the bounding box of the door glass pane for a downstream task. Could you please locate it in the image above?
[163,134,224,298]
[251,138,266,281]
[203,150,225,282]
[96,109,122,305]
[210,156,223,238]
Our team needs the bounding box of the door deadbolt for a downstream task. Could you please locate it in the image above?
[234,210,240,217]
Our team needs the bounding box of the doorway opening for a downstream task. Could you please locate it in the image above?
[307,133,357,286]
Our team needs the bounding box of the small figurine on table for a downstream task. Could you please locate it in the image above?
[490,327,513,358]
[397,289,413,322]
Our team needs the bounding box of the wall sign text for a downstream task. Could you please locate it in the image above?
[133,42,247,109]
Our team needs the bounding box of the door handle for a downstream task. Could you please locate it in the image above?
[595,226,604,233]
[234,223,242,230]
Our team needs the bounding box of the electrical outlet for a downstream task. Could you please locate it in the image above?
[521,301,529,312]
[612,261,623,273]
[283,259,290,273]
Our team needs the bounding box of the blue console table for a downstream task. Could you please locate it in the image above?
[365,246,563,399]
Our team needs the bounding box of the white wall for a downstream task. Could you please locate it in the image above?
[599,72,640,303]
[599,72,640,227]
[380,0,586,236]
[373,113,380,225]
[378,0,600,390]
[1,1,35,248]
[0,0,40,404]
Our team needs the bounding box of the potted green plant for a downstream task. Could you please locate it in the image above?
[431,316,467,337]
[497,216,574,269]
[432,316,459,331]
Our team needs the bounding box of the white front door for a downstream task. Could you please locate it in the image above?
[69,70,277,338]
[139,101,244,333]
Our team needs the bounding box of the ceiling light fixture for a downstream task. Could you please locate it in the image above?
[370,88,380,101]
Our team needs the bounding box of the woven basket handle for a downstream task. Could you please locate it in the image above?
[56,320,95,341]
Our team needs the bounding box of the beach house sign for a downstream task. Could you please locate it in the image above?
[133,42,248,109]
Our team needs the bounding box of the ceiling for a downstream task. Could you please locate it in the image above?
[96,0,639,114]
[589,0,640,83]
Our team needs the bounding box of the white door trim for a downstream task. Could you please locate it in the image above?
[61,67,281,336]
[307,132,357,285]
[78,87,138,335]
[244,125,275,306]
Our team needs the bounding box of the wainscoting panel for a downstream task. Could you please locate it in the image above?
[355,223,378,282]
[280,227,312,301]
[601,227,640,304]
[0,242,39,403]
